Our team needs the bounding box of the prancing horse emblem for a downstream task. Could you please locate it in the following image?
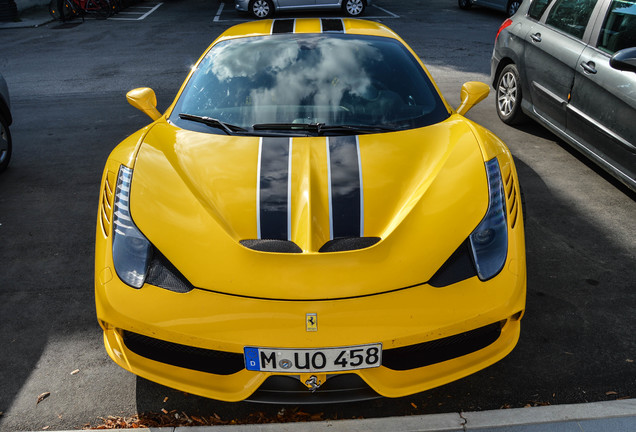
[306,313,317,332]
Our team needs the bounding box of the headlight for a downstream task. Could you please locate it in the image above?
[469,158,507,281]
[112,166,152,288]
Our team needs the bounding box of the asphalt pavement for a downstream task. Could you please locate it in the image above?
[1,1,635,431]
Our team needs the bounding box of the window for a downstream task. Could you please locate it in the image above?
[170,34,449,133]
[597,0,636,54]
[528,0,552,20]
[545,0,598,39]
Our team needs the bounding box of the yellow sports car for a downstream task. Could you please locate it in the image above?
[95,18,526,403]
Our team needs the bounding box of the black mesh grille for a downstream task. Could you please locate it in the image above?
[122,331,245,375]
[240,239,303,253]
[248,374,380,404]
[145,248,195,293]
[382,322,503,371]
[319,237,381,252]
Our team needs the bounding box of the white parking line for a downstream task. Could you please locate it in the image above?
[213,1,225,22]
[109,2,163,21]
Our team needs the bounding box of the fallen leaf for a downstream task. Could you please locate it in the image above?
[606,391,618,395]
[36,392,51,404]
[70,369,80,375]
[410,402,418,409]
[617,396,631,400]
[213,413,221,420]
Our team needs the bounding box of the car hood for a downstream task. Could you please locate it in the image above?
[129,116,488,300]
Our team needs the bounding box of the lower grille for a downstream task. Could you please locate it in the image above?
[122,331,244,375]
[247,374,380,404]
[382,322,503,371]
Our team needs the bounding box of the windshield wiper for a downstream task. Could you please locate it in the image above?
[179,113,248,135]
[252,122,397,135]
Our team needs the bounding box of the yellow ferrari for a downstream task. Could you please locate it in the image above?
[95,18,526,403]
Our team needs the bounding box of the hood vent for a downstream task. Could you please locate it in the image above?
[240,239,302,253]
[240,237,381,253]
[319,237,381,253]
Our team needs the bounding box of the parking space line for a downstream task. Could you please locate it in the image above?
[373,5,399,18]
[214,2,225,22]
[109,2,163,21]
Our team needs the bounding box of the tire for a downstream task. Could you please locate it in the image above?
[342,0,365,17]
[496,64,526,125]
[249,0,273,19]
[506,0,521,16]
[458,0,472,10]
[0,113,12,173]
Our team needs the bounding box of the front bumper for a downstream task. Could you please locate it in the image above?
[96,268,524,402]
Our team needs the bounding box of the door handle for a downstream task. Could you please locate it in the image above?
[531,33,542,42]
[580,61,597,74]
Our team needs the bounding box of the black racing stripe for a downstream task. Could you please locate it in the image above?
[259,137,290,240]
[321,18,343,32]
[272,19,294,34]
[329,136,361,239]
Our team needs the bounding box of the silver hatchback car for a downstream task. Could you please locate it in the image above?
[491,0,636,192]
[235,0,371,19]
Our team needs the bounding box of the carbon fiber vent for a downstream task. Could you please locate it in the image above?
[145,248,195,293]
[240,239,303,253]
[319,237,381,253]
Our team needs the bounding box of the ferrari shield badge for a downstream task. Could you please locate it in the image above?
[306,313,317,332]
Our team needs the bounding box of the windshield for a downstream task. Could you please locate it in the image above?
[170,34,449,135]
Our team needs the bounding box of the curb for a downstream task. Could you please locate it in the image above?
[20,399,636,432]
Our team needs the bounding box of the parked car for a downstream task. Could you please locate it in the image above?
[0,72,12,173]
[235,0,371,19]
[491,0,636,192]
[95,18,526,402]
[458,0,523,17]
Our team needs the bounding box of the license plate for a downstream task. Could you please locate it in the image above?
[244,343,382,373]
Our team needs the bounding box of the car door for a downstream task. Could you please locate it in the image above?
[522,0,602,130]
[567,0,636,186]
[278,0,314,8]
[315,0,339,5]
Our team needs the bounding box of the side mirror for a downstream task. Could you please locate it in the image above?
[610,47,636,73]
[126,87,162,121]
[456,81,490,116]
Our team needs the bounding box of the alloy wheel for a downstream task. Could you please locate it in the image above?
[345,0,363,16]
[497,71,518,117]
[507,0,521,16]
[252,0,270,18]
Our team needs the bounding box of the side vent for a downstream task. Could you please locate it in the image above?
[99,170,116,237]
[504,170,519,229]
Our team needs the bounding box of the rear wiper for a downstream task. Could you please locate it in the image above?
[179,113,248,135]
[252,122,397,135]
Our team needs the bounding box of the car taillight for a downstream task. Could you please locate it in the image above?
[495,19,513,43]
